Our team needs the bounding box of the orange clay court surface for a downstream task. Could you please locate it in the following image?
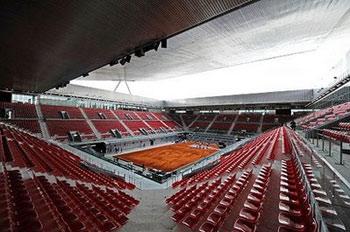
[116,142,219,172]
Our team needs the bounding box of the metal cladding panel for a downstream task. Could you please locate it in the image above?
[86,0,350,81]
[46,85,313,109]
[46,84,163,107]
[165,89,314,108]
[0,0,254,92]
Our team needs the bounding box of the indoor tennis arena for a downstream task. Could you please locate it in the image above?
[1,1,350,232]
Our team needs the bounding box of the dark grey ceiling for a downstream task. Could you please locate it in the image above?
[0,0,256,92]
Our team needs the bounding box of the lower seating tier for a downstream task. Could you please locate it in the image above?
[0,124,134,189]
[1,119,41,134]
[0,170,138,232]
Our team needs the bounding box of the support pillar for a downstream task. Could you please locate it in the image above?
[339,142,344,165]
[322,136,324,151]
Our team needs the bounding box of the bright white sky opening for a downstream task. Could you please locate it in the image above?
[72,35,350,100]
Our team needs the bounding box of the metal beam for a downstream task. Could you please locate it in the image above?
[125,81,132,95]
[113,80,122,92]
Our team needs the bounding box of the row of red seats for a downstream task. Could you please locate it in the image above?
[184,113,290,133]
[0,168,138,232]
[297,102,350,129]
[83,108,174,123]
[170,181,215,219]
[281,127,292,155]
[135,111,156,120]
[47,117,176,140]
[35,175,137,231]
[183,175,236,229]
[0,124,134,189]
[92,120,129,137]
[113,110,139,120]
[172,129,280,188]
[24,104,180,139]
[2,120,41,134]
[168,113,182,123]
[322,129,350,143]
[278,159,317,231]
[198,170,252,232]
[184,175,237,230]
[190,121,210,129]
[237,113,262,123]
[196,114,216,122]
[151,112,172,121]
[46,120,95,139]
[266,128,281,160]
[232,123,260,133]
[1,169,68,231]
[182,114,197,126]
[163,120,181,130]
[167,170,253,232]
[216,114,237,122]
[166,185,197,206]
[146,120,170,132]
[263,114,281,123]
[82,108,116,119]
[123,120,153,134]
[208,122,232,132]
[339,122,350,130]
[251,135,274,165]
[263,114,293,124]
[41,105,84,119]
[233,164,272,232]
[0,102,37,118]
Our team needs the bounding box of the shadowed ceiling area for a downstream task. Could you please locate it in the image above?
[0,0,255,92]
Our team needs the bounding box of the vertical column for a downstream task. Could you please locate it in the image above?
[339,141,343,165]
[322,136,324,151]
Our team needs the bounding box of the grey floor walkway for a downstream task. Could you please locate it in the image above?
[120,188,178,232]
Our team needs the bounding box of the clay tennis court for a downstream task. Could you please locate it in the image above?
[117,142,219,172]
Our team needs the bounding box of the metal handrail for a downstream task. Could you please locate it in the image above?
[290,138,329,232]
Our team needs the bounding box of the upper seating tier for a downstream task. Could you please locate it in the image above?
[237,113,262,123]
[113,110,139,120]
[41,105,84,119]
[135,111,156,121]
[83,108,116,119]
[296,102,350,129]
[0,102,182,141]
[216,114,237,122]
